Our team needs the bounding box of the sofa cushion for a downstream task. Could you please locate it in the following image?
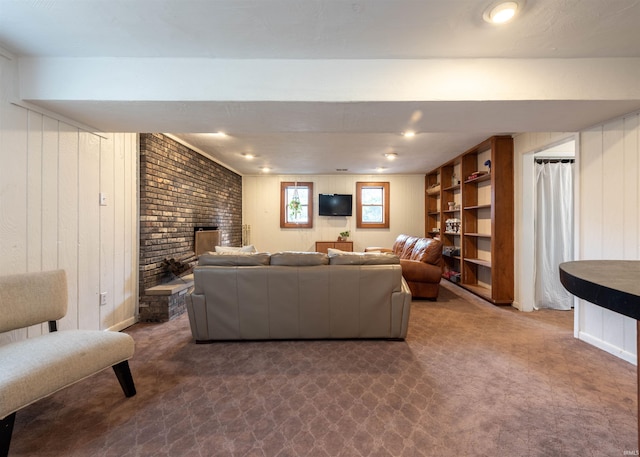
[391,234,411,256]
[270,252,329,266]
[399,236,419,259]
[409,237,442,265]
[198,253,271,266]
[214,245,257,253]
[327,248,400,265]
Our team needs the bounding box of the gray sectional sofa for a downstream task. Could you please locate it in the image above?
[186,251,412,342]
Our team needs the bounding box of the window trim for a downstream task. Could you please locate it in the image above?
[280,181,314,229]
[356,181,390,229]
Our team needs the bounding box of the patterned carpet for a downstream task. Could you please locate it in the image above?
[9,282,638,456]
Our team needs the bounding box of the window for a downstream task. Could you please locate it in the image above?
[356,182,390,228]
[280,182,314,228]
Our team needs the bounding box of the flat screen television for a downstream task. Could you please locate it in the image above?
[318,194,352,216]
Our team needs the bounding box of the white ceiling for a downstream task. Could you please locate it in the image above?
[1,0,640,175]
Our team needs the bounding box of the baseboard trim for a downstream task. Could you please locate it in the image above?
[108,317,137,333]
[578,331,637,365]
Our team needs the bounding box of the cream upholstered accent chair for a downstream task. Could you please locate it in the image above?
[0,270,136,457]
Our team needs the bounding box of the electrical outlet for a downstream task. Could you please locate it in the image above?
[100,292,107,306]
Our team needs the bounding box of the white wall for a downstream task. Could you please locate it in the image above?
[0,52,138,344]
[578,113,639,364]
[243,174,424,253]
[514,112,640,364]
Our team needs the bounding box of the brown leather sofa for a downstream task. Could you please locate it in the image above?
[367,234,443,299]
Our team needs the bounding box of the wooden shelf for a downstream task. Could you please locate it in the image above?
[425,135,513,306]
[464,173,491,184]
[464,232,492,238]
[464,258,491,267]
[460,283,492,301]
[462,282,514,305]
[425,171,441,240]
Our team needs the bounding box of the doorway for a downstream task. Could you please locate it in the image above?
[533,140,575,310]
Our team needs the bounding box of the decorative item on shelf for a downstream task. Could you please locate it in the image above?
[442,270,461,282]
[451,173,459,186]
[466,170,489,181]
[445,218,461,234]
[447,201,460,211]
[426,182,441,195]
[338,230,350,242]
[432,227,440,233]
[484,159,491,173]
[442,246,460,257]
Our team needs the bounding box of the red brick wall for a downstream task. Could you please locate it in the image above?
[139,133,242,291]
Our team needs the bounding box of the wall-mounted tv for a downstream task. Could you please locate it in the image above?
[318,194,353,216]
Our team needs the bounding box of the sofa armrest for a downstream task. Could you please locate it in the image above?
[400,259,443,283]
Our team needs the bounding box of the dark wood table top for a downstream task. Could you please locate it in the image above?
[559,260,640,320]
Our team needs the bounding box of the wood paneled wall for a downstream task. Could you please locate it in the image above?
[0,91,138,343]
[578,112,639,363]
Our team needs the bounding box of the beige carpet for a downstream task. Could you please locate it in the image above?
[9,282,638,456]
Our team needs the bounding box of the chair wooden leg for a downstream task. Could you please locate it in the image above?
[112,361,137,397]
[0,413,16,457]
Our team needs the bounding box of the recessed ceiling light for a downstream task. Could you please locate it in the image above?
[384,152,398,161]
[483,1,520,24]
[242,153,255,160]
[260,167,270,173]
[376,167,386,173]
[402,131,415,138]
[210,131,228,138]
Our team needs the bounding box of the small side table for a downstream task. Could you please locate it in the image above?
[559,260,640,449]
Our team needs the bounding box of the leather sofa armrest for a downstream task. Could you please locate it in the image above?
[400,259,443,283]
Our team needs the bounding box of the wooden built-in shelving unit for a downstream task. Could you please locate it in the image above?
[425,136,514,305]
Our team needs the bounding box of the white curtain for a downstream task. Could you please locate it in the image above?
[534,160,574,310]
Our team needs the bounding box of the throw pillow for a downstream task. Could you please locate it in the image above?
[214,245,257,253]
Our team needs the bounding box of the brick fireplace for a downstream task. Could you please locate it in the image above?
[138,133,242,321]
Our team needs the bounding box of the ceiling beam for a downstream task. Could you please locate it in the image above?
[19,57,640,103]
